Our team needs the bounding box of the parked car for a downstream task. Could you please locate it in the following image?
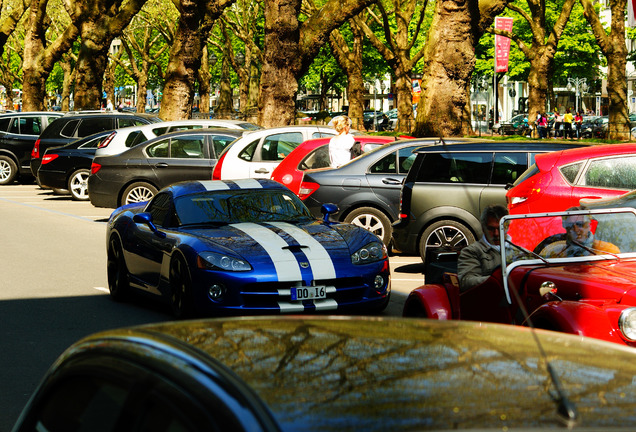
[104,179,390,317]
[12,316,636,432]
[391,141,585,263]
[298,139,440,245]
[212,125,336,180]
[507,143,636,215]
[270,135,398,195]
[30,111,161,180]
[37,131,112,200]
[88,129,244,208]
[0,111,63,184]
[94,119,259,157]
[492,113,529,136]
[403,207,636,349]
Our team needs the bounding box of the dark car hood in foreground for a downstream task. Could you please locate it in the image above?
[91,317,636,431]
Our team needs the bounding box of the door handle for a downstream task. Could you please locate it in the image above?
[255,168,270,174]
[155,163,169,168]
[382,178,402,185]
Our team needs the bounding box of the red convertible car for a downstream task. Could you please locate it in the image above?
[403,207,636,347]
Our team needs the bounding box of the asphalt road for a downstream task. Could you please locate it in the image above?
[0,183,425,431]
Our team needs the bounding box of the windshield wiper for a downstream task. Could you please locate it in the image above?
[571,240,620,260]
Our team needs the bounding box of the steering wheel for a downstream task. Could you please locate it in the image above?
[533,233,567,256]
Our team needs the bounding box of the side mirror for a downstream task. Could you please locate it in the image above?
[321,203,339,223]
[133,212,166,238]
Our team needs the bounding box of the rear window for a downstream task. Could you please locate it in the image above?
[77,118,114,137]
[559,162,583,184]
[582,156,636,189]
[414,152,492,184]
[60,119,80,137]
[125,131,150,148]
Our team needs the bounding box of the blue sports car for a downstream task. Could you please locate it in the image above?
[106,178,391,317]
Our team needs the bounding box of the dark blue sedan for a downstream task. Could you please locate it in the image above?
[106,179,391,317]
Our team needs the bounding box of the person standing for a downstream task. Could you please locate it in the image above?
[563,109,573,139]
[328,115,355,168]
[537,112,547,139]
[553,109,562,138]
[574,111,583,139]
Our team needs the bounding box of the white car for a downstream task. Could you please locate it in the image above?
[94,119,260,157]
[213,125,336,180]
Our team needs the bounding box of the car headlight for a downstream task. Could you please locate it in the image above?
[619,308,636,341]
[351,241,387,265]
[197,252,251,271]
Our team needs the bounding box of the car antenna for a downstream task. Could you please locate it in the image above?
[507,277,578,427]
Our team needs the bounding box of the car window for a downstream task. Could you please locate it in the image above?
[560,162,583,184]
[211,135,236,157]
[414,152,492,184]
[147,192,174,227]
[169,125,204,132]
[300,146,330,170]
[0,117,10,132]
[147,139,170,158]
[491,152,528,184]
[582,156,636,189]
[125,131,150,148]
[118,118,147,128]
[238,137,259,161]
[313,131,335,138]
[77,118,114,137]
[60,119,80,138]
[152,126,170,136]
[261,132,303,161]
[398,147,417,174]
[10,117,42,135]
[370,151,398,174]
[170,135,205,159]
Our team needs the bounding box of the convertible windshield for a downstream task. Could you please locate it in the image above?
[175,189,315,225]
[503,208,636,262]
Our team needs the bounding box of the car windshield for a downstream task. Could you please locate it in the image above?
[175,189,315,225]
[502,208,636,264]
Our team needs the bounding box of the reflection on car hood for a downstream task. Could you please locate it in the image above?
[125,317,636,431]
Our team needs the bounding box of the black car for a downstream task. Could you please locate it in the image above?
[30,111,161,180]
[88,128,243,208]
[37,131,112,200]
[299,139,451,245]
[390,141,587,263]
[12,317,636,431]
[0,111,63,184]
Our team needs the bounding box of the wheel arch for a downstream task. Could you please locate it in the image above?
[402,285,454,319]
[0,149,19,165]
[339,201,395,223]
[118,178,160,206]
[415,207,481,248]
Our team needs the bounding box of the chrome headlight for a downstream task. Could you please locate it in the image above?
[197,252,251,271]
[351,241,387,265]
[619,308,636,341]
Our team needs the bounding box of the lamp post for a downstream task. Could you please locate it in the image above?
[566,77,588,114]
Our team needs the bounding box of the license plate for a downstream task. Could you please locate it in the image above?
[291,286,327,301]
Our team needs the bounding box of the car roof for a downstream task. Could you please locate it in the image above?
[0,111,62,117]
[412,140,587,153]
[535,143,636,170]
[43,317,636,431]
[165,178,288,199]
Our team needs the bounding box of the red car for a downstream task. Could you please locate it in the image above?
[270,136,400,195]
[506,143,636,215]
[403,207,636,347]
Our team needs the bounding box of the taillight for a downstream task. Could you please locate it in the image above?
[98,132,116,149]
[298,181,319,200]
[31,139,40,159]
[212,151,228,180]
[91,162,102,174]
[41,154,59,164]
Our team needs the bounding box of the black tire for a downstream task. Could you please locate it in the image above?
[0,155,18,185]
[107,236,130,301]
[418,220,475,263]
[169,256,195,319]
[121,182,157,206]
[344,207,392,245]
[68,169,90,201]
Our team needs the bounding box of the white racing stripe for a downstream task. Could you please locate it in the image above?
[198,181,231,191]
[231,178,263,189]
[232,222,302,281]
[270,222,337,279]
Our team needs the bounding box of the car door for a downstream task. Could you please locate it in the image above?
[241,131,303,178]
[480,152,529,213]
[2,115,44,167]
[146,133,214,189]
[366,144,420,219]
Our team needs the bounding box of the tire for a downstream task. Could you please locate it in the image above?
[107,236,130,301]
[121,182,157,206]
[344,207,392,246]
[0,155,18,185]
[68,169,90,201]
[418,220,475,263]
[169,256,195,319]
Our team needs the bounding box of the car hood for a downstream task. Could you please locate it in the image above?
[518,259,636,302]
[181,221,374,278]
[94,317,636,431]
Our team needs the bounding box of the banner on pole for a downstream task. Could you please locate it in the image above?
[495,17,514,73]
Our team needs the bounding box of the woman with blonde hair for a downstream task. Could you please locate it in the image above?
[328,115,355,168]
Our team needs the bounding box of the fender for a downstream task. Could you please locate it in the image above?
[402,283,455,320]
[528,301,624,344]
